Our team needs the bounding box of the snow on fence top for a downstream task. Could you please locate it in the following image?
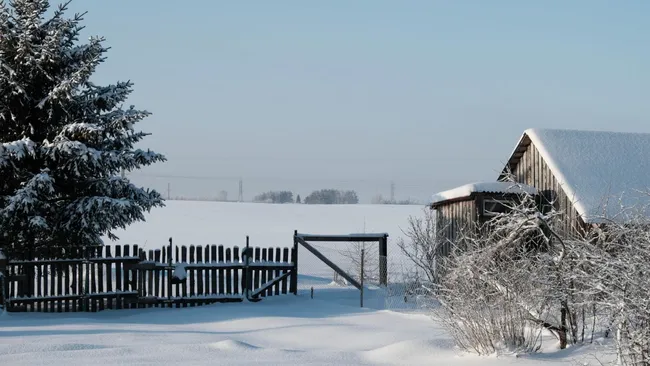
[430,182,537,206]
[517,128,650,223]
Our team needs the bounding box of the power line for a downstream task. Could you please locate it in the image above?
[127,172,435,187]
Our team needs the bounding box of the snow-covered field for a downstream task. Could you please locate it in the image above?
[110,201,427,286]
[0,201,609,365]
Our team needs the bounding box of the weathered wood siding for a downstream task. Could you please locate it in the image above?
[509,140,585,236]
[435,199,477,256]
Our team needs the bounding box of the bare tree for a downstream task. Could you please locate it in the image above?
[395,207,440,286]
[343,242,379,283]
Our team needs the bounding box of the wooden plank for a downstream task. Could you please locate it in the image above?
[218,245,225,295]
[296,234,388,242]
[175,245,180,308]
[281,248,289,294]
[243,237,251,298]
[90,247,97,312]
[97,251,105,312]
[50,253,56,312]
[274,248,281,296]
[210,245,217,296]
[260,248,267,297]
[254,247,261,292]
[139,248,147,309]
[115,246,123,310]
[137,296,244,306]
[181,246,188,307]
[129,245,137,309]
[189,245,196,306]
[233,247,240,295]
[266,247,274,297]
[55,262,63,312]
[289,244,297,295]
[250,271,292,299]
[147,249,154,307]
[225,248,232,295]
[196,246,204,298]
[162,246,169,307]
[35,258,42,312]
[204,245,210,296]
[106,246,113,308]
[154,249,162,307]
[296,237,362,290]
[77,247,85,311]
[264,247,272,297]
[63,250,72,312]
[63,249,71,312]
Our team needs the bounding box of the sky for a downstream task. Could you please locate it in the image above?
[63,0,650,203]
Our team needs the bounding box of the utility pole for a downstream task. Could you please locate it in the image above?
[390,181,395,203]
[167,182,171,200]
[238,178,243,202]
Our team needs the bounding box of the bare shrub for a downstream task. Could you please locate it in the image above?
[432,181,595,354]
[574,208,650,365]
[396,207,440,288]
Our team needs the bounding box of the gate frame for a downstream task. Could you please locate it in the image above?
[291,230,389,294]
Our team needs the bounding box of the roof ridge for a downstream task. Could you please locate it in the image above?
[525,127,650,136]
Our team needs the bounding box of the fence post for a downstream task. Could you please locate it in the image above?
[244,236,251,300]
[290,230,299,295]
[360,248,364,308]
[168,237,173,306]
[379,234,388,286]
[0,249,7,312]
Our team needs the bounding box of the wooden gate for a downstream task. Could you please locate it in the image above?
[0,237,297,312]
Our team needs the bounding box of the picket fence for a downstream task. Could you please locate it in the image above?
[0,238,297,312]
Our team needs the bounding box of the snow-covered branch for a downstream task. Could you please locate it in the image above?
[0,1,165,258]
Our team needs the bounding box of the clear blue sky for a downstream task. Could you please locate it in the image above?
[66,0,650,202]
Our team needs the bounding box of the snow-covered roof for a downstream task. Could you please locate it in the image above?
[430,182,538,206]
[506,128,650,223]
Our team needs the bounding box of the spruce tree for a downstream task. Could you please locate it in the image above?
[0,1,165,258]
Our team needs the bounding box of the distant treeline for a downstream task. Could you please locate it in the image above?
[168,191,421,205]
[253,189,359,204]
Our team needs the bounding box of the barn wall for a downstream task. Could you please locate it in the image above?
[435,199,477,256]
[510,141,584,235]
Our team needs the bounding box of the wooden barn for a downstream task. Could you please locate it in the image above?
[430,182,538,254]
[431,128,650,245]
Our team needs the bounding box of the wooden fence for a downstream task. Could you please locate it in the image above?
[0,238,297,312]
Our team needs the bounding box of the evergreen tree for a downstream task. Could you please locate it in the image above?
[296,194,301,204]
[0,1,165,258]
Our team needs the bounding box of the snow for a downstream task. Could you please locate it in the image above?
[430,182,538,206]
[0,201,610,364]
[0,288,606,365]
[520,128,650,223]
[173,263,187,280]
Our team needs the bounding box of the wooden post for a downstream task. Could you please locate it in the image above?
[379,234,388,286]
[0,249,7,311]
[290,230,299,295]
[168,237,173,306]
[83,246,90,312]
[244,236,251,300]
[360,248,364,308]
